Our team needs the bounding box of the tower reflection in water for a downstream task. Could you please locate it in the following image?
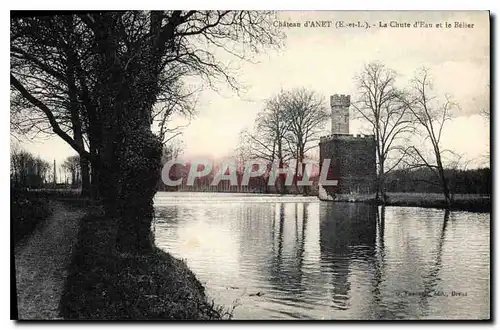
[267,201,378,315]
[319,202,377,311]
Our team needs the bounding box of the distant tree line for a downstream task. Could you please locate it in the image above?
[11,148,50,188]
[385,167,490,195]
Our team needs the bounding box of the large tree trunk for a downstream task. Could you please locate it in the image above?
[115,127,162,254]
[80,158,91,197]
[89,163,99,202]
[64,17,89,196]
[91,15,127,240]
[90,12,172,254]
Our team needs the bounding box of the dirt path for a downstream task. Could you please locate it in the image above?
[15,201,85,320]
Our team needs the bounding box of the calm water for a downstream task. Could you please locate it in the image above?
[154,192,490,320]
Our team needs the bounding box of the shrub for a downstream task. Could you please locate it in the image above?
[12,189,52,246]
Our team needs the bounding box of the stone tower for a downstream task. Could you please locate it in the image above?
[330,94,350,134]
[319,93,376,197]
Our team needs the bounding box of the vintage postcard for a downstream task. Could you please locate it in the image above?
[11,10,490,320]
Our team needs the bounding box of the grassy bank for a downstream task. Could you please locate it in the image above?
[12,189,52,246]
[323,192,490,212]
[60,212,229,320]
[20,189,92,208]
[385,192,490,212]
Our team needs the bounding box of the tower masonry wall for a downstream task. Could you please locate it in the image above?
[319,134,377,196]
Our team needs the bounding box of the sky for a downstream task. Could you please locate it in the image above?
[16,10,490,169]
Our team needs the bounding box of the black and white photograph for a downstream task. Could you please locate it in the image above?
[10,9,491,321]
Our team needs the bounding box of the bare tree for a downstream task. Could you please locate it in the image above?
[161,138,183,164]
[402,67,458,206]
[245,92,291,161]
[62,155,81,187]
[285,88,329,195]
[351,62,414,202]
[481,107,490,120]
[239,90,293,193]
[10,15,95,196]
[240,88,327,195]
[480,84,490,121]
[153,64,198,145]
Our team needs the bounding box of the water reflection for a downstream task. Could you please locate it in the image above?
[269,203,308,295]
[154,192,490,320]
[319,203,377,311]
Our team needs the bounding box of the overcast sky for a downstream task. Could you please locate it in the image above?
[17,11,490,168]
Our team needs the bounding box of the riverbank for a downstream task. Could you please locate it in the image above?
[321,192,490,212]
[386,192,490,212]
[60,211,229,320]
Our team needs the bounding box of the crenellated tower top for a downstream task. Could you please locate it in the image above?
[330,94,351,108]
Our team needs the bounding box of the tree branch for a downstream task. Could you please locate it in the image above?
[10,73,92,161]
